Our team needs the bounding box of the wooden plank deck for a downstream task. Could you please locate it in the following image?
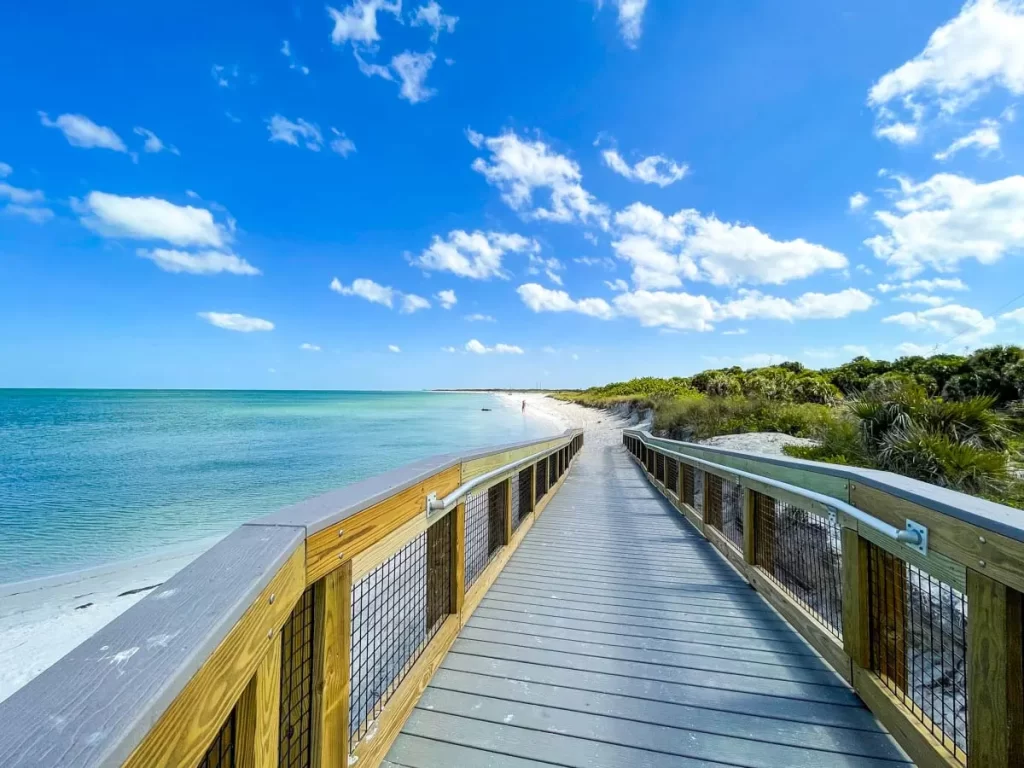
[385,433,911,767]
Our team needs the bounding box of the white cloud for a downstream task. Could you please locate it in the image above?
[300,343,322,351]
[868,0,1024,117]
[413,230,539,280]
[849,192,870,210]
[1001,306,1024,322]
[411,1,458,40]
[281,39,311,74]
[715,288,875,322]
[866,172,1024,277]
[935,118,1001,160]
[328,0,401,45]
[882,303,996,338]
[211,64,238,88]
[574,256,616,269]
[470,130,609,228]
[134,127,179,155]
[602,149,688,187]
[138,248,260,275]
[612,202,847,288]
[604,278,629,291]
[388,344,401,353]
[465,313,495,322]
[856,264,874,275]
[612,289,717,331]
[0,162,11,178]
[436,289,457,309]
[895,341,936,356]
[198,311,274,332]
[722,328,748,335]
[895,292,950,306]
[401,293,431,313]
[598,0,649,48]
[329,128,357,157]
[874,119,920,145]
[517,283,616,320]
[465,339,524,355]
[267,115,323,151]
[583,232,599,245]
[354,49,395,80]
[39,112,127,153]
[392,51,436,103]
[224,111,242,124]
[877,277,968,293]
[527,254,565,285]
[0,181,45,206]
[330,277,395,307]
[4,204,54,224]
[77,192,229,247]
[441,346,457,353]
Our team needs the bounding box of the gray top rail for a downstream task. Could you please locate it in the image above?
[0,428,579,768]
[624,428,1024,544]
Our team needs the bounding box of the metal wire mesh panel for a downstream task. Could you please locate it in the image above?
[720,478,744,550]
[666,458,679,497]
[464,484,505,590]
[198,710,235,768]
[704,473,723,530]
[682,463,695,507]
[426,513,452,631]
[655,452,665,483]
[350,532,441,744]
[535,459,547,499]
[510,470,522,532]
[514,466,533,530]
[278,586,315,768]
[548,455,557,484]
[753,492,843,639]
[868,544,968,765]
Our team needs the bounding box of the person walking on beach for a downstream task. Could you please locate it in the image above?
[522,399,526,413]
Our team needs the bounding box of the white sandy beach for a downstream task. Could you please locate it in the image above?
[0,392,616,703]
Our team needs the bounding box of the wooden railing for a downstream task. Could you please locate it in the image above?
[624,429,1024,768]
[0,429,584,768]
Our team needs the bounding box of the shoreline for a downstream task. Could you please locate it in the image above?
[0,392,604,703]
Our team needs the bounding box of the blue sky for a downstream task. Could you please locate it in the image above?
[1,0,1023,390]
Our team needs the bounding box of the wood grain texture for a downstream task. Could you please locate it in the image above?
[236,635,282,768]
[851,482,1024,593]
[503,477,513,547]
[351,513,430,582]
[0,525,304,768]
[966,569,1024,768]
[312,565,350,768]
[306,465,460,584]
[460,438,567,483]
[122,546,305,768]
[451,502,465,615]
[853,667,961,768]
[841,527,871,670]
[350,616,460,768]
[741,488,756,564]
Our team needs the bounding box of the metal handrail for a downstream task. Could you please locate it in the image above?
[625,429,927,553]
[427,433,579,516]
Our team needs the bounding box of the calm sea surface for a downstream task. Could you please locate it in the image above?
[0,390,553,584]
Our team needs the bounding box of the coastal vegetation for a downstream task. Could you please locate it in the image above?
[556,346,1024,507]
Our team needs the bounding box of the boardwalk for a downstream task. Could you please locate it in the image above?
[384,430,910,767]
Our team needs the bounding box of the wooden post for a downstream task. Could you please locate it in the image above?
[236,630,282,768]
[741,488,756,564]
[869,547,907,692]
[967,569,1024,768]
[503,477,513,546]
[311,564,351,768]
[529,464,537,513]
[451,501,466,616]
[841,527,871,672]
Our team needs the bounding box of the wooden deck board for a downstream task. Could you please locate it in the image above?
[386,435,909,767]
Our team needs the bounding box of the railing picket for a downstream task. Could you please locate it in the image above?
[236,633,282,768]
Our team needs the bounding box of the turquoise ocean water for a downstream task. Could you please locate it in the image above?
[0,390,554,584]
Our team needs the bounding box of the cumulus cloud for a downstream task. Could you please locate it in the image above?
[934,118,1001,160]
[267,115,323,151]
[412,230,539,279]
[39,112,127,153]
[849,192,870,211]
[400,293,431,313]
[388,344,401,353]
[714,288,876,322]
[0,162,11,178]
[300,343,322,351]
[612,202,847,288]
[1,169,54,223]
[138,248,260,276]
[134,127,179,155]
[895,341,937,356]
[4,204,54,223]
[470,130,610,228]
[391,51,436,103]
[465,339,525,355]
[895,292,950,306]
[0,181,45,206]
[877,277,968,293]
[883,303,996,338]
[865,172,1024,277]
[527,254,565,285]
[605,278,629,291]
[1001,306,1024,323]
[330,277,430,313]
[517,283,616,320]
[436,289,457,309]
[612,289,718,331]
[597,0,649,47]
[411,1,458,41]
[328,0,401,45]
[198,311,274,332]
[76,192,230,248]
[330,128,357,157]
[602,149,688,187]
